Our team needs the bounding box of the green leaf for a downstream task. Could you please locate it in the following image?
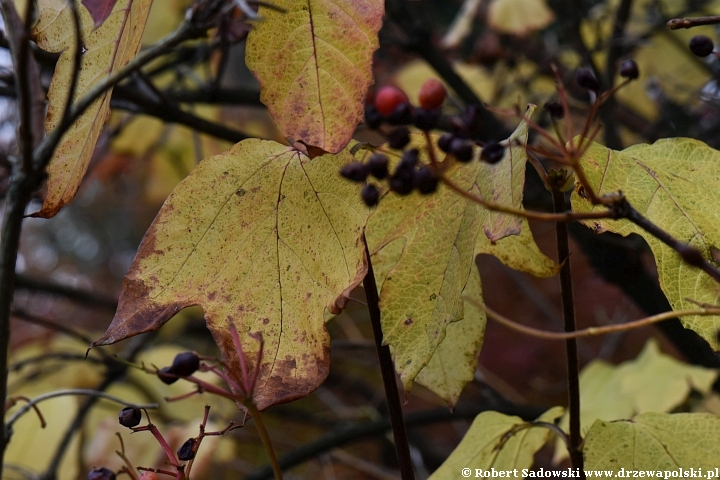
[366,107,557,396]
[429,406,564,479]
[93,139,368,409]
[584,412,720,472]
[31,0,153,218]
[571,138,720,349]
[245,0,384,154]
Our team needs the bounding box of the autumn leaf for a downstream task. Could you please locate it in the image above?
[92,139,368,409]
[82,0,118,27]
[366,108,556,395]
[429,407,564,479]
[245,0,383,154]
[571,138,720,349]
[31,0,152,218]
[584,413,720,472]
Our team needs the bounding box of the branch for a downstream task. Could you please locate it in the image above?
[15,274,118,311]
[667,15,720,29]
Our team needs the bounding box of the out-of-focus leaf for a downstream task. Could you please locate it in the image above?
[429,406,564,479]
[245,0,384,153]
[487,0,554,36]
[93,139,368,410]
[31,0,152,218]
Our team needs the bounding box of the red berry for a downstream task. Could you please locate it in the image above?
[374,86,409,116]
[418,78,446,110]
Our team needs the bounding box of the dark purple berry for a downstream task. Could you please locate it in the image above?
[678,244,704,267]
[618,59,639,80]
[413,108,441,131]
[399,148,419,169]
[177,438,197,461]
[169,352,200,377]
[386,103,413,125]
[414,166,439,194]
[543,101,564,119]
[340,162,370,182]
[88,467,116,480]
[389,174,414,195]
[158,366,178,385]
[449,138,474,162]
[481,141,505,164]
[461,105,483,138]
[118,406,141,428]
[387,127,411,150]
[690,35,714,57]
[438,133,454,153]
[361,184,380,207]
[364,104,382,129]
[367,154,389,179]
[576,68,599,91]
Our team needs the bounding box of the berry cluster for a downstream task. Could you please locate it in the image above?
[157,351,200,385]
[346,79,508,206]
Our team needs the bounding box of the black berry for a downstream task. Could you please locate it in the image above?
[389,173,414,195]
[576,68,599,91]
[690,35,714,57]
[399,149,419,169]
[340,162,370,182]
[449,138,474,162]
[367,154,389,179]
[386,103,413,125]
[88,467,116,480]
[618,59,639,80]
[364,104,382,129]
[169,352,200,377]
[361,184,380,206]
[461,105,483,138]
[118,406,141,428]
[158,366,178,385]
[414,166,439,194]
[177,438,197,461]
[438,133,454,153]
[413,108,441,131]
[387,127,411,150]
[481,141,505,164]
[543,101,564,119]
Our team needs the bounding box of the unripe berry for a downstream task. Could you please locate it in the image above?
[340,162,370,182]
[367,154,389,180]
[418,78,446,110]
[689,35,714,57]
[387,127,411,150]
[449,138,474,162]
[576,68,599,91]
[169,352,200,377]
[414,166,439,194]
[177,438,197,461]
[118,406,141,428]
[481,141,505,164]
[88,467,116,480]
[618,59,639,80]
[361,184,380,207]
[374,86,408,116]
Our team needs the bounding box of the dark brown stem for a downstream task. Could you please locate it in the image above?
[552,190,585,477]
[247,402,283,480]
[668,15,720,29]
[362,235,415,480]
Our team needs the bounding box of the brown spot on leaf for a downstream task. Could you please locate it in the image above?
[404,318,413,326]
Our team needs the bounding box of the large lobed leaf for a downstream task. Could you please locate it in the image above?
[31,0,152,218]
[245,0,383,154]
[429,407,564,479]
[572,138,720,349]
[366,108,558,398]
[584,413,720,472]
[93,139,368,409]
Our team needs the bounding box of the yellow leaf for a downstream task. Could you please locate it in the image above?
[429,406,564,479]
[93,139,368,409]
[584,413,720,472]
[245,0,383,153]
[31,0,152,218]
[487,0,554,36]
[572,138,720,349]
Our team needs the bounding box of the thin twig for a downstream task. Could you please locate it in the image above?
[668,15,720,29]
[471,296,720,340]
